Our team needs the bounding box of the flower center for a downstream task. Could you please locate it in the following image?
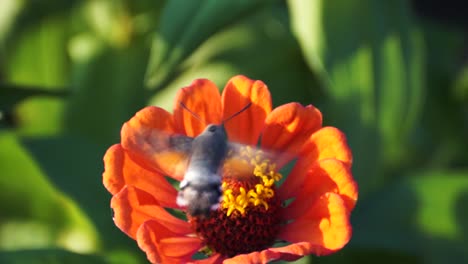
[188,146,283,257]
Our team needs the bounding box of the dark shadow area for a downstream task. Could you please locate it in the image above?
[412,0,468,28]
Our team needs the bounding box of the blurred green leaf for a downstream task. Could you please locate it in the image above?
[0,132,99,253]
[21,135,142,255]
[351,171,468,264]
[65,42,149,146]
[0,0,23,44]
[0,84,68,110]
[0,249,106,264]
[288,0,425,195]
[1,9,71,136]
[417,23,468,169]
[310,248,422,264]
[454,66,468,101]
[0,85,68,129]
[3,16,69,87]
[145,0,276,89]
[150,3,320,110]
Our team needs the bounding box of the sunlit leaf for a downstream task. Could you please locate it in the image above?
[1,10,70,136]
[0,83,68,128]
[0,85,68,109]
[150,4,320,110]
[0,249,105,264]
[145,0,275,89]
[21,135,142,254]
[288,0,425,195]
[0,132,99,253]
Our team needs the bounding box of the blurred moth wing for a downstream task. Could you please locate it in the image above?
[222,142,292,180]
[145,130,193,180]
[171,101,294,217]
[149,126,292,218]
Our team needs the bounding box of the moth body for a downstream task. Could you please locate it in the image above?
[177,124,228,217]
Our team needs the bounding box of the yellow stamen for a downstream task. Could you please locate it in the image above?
[221,147,282,216]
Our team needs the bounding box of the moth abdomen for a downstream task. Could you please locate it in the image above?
[177,179,222,217]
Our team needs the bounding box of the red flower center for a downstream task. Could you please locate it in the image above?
[187,146,284,257]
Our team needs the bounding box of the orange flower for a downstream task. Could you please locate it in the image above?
[103,75,358,263]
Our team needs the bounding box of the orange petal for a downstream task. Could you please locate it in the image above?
[121,106,189,180]
[282,159,358,219]
[261,103,322,155]
[221,75,272,145]
[301,126,353,167]
[279,192,352,256]
[224,243,312,263]
[278,126,353,200]
[103,144,178,208]
[268,242,321,261]
[111,186,192,239]
[137,220,202,264]
[224,250,282,264]
[174,79,222,137]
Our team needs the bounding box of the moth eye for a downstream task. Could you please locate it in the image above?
[208,125,217,132]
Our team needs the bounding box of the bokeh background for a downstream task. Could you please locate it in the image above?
[1,0,467,263]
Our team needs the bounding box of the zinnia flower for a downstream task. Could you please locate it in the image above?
[103,75,358,263]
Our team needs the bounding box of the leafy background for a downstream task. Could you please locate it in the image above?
[1,0,467,263]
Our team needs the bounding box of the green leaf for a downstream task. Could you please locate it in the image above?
[288,0,425,194]
[0,83,68,129]
[145,0,275,89]
[64,43,149,146]
[20,135,141,252]
[416,23,468,169]
[0,132,99,253]
[150,4,321,110]
[0,84,68,109]
[351,171,468,263]
[309,249,422,264]
[1,10,71,136]
[3,16,69,87]
[0,0,23,44]
[0,249,106,264]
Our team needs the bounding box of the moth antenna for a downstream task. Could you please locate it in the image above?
[223,102,252,124]
[179,101,205,124]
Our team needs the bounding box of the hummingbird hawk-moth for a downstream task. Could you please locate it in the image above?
[153,102,254,217]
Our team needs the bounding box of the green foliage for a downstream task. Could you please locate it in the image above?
[289,0,426,195]
[0,0,467,263]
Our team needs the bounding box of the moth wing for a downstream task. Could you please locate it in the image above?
[222,142,294,180]
[147,131,193,180]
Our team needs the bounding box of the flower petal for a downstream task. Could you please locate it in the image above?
[103,144,178,208]
[224,243,312,264]
[267,242,320,261]
[221,75,272,145]
[278,126,353,200]
[111,186,192,239]
[223,250,281,264]
[261,103,322,155]
[137,220,203,264]
[279,192,352,256]
[174,79,222,137]
[301,126,353,167]
[282,159,358,219]
[121,106,189,180]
